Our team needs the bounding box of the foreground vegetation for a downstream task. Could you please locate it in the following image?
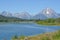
[12,30,60,40]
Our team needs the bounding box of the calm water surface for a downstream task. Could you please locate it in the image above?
[0,23,60,40]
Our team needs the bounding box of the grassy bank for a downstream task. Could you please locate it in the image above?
[35,18,60,26]
[36,21,60,26]
[12,30,60,40]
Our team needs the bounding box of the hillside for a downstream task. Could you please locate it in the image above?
[0,15,23,22]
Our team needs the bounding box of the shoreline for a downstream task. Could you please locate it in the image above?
[12,30,60,40]
[0,22,60,26]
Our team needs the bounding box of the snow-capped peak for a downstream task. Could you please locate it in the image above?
[1,11,12,17]
[41,8,57,18]
[13,12,31,19]
[33,8,60,20]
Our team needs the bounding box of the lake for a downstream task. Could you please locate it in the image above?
[0,23,60,40]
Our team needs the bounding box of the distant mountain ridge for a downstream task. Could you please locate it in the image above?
[0,8,60,20]
[13,12,31,19]
[0,11,13,17]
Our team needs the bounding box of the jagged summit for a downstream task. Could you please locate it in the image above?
[1,11,12,17]
[41,8,56,14]
[13,12,31,19]
[42,8,56,14]
[41,8,57,18]
[33,8,60,20]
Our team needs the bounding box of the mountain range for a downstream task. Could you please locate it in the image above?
[0,8,60,20]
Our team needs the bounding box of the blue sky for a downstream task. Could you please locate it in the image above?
[0,0,60,15]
